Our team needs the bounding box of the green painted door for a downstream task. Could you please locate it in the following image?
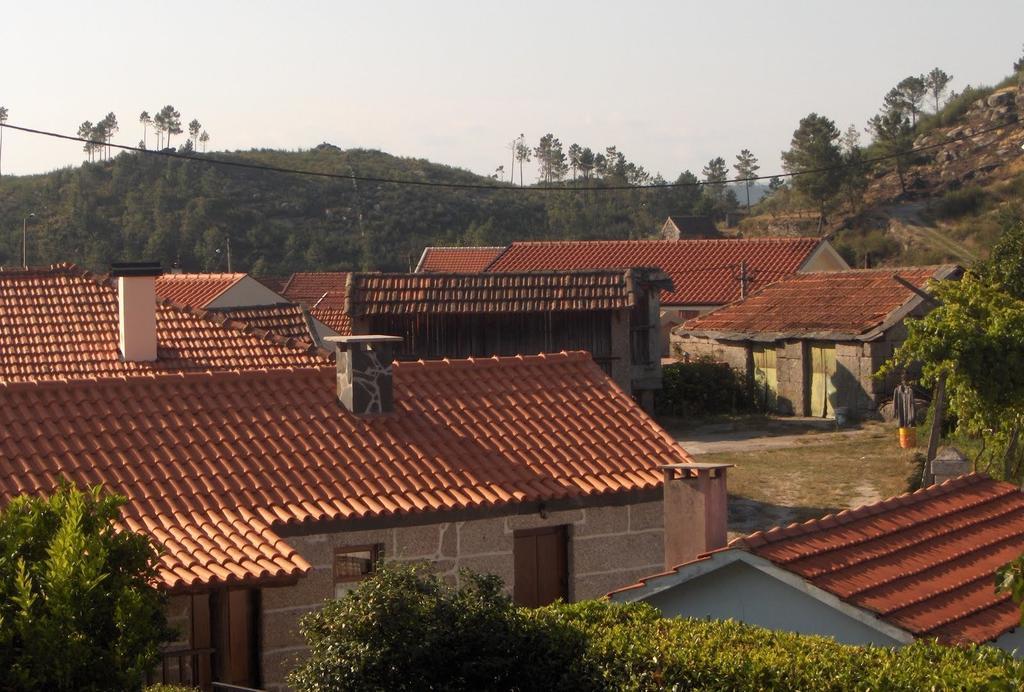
[752,345,778,411]
[808,343,837,418]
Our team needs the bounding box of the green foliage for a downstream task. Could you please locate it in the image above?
[0,145,692,272]
[781,113,844,217]
[977,219,1024,299]
[288,562,591,692]
[289,565,1024,691]
[0,482,170,691]
[656,357,759,418]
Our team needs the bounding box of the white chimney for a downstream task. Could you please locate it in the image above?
[111,262,161,362]
[662,462,734,569]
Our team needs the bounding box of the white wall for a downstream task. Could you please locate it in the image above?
[643,560,901,647]
[207,276,291,308]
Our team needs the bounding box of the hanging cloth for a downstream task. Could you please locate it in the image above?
[894,383,916,428]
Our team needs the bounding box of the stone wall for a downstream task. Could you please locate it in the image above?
[158,594,195,685]
[259,501,665,691]
[671,334,748,372]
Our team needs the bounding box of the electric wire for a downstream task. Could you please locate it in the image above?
[0,119,1012,193]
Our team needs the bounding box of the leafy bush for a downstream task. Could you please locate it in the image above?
[0,482,171,691]
[289,565,1024,691]
[288,563,593,692]
[530,600,1024,691]
[656,357,759,418]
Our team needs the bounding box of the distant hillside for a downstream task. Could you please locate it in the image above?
[741,73,1024,268]
[0,144,694,274]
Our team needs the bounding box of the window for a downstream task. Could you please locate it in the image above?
[333,545,381,598]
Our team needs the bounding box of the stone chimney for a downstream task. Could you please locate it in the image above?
[324,335,403,415]
[931,447,971,485]
[111,262,162,362]
[662,462,734,569]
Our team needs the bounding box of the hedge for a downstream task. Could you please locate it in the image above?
[656,357,760,418]
[288,564,1024,691]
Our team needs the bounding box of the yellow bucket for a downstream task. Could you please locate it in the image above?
[898,427,917,449]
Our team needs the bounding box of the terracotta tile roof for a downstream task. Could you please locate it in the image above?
[680,267,960,339]
[280,273,352,334]
[486,238,826,305]
[0,352,689,590]
[209,304,313,342]
[281,272,349,306]
[310,304,351,335]
[733,474,1024,644]
[0,264,329,383]
[347,271,634,316]
[154,272,246,308]
[417,246,508,273]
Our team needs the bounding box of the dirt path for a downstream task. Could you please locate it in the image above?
[882,201,979,264]
[667,418,879,455]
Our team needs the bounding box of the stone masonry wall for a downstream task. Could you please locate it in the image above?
[671,334,748,372]
[259,501,664,691]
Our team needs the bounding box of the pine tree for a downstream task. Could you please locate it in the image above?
[780,113,844,230]
[733,149,760,212]
[199,130,210,152]
[139,111,151,149]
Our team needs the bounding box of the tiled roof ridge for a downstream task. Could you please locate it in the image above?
[734,473,995,550]
[395,350,593,370]
[0,365,335,392]
[424,244,507,251]
[158,271,247,280]
[506,237,820,248]
[356,268,633,278]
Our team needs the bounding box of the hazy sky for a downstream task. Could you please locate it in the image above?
[2,1,1022,181]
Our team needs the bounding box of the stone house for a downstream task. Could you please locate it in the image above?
[0,263,691,690]
[673,266,961,418]
[609,459,1024,654]
[424,237,849,355]
[342,269,671,408]
[659,215,722,240]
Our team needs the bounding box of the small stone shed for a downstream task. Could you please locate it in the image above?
[672,266,961,418]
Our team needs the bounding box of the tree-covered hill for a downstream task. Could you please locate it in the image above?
[0,144,700,274]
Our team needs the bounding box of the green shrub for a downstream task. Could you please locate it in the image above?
[656,357,759,418]
[0,482,171,691]
[288,565,1024,691]
[932,185,989,219]
[288,563,594,692]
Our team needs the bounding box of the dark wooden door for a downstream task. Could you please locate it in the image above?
[209,588,258,688]
[513,526,568,607]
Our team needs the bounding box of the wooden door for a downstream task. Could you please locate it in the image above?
[513,526,568,607]
[210,588,258,688]
[808,343,837,418]
[752,345,778,411]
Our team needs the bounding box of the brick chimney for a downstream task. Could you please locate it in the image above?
[324,335,403,415]
[662,462,734,569]
[110,262,162,362]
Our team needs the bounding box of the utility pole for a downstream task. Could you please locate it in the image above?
[739,261,748,299]
[226,236,232,273]
[22,212,35,268]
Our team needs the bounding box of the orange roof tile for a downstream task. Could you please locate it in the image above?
[611,474,1024,646]
[154,272,247,308]
[310,304,351,335]
[680,267,960,339]
[347,270,635,316]
[282,272,349,306]
[0,265,329,383]
[733,474,1024,644]
[486,238,826,305]
[209,304,314,342]
[0,352,690,590]
[417,246,508,273]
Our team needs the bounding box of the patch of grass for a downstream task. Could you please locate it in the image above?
[702,424,917,530]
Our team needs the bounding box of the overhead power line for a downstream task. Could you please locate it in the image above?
[0,119,1012,193]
